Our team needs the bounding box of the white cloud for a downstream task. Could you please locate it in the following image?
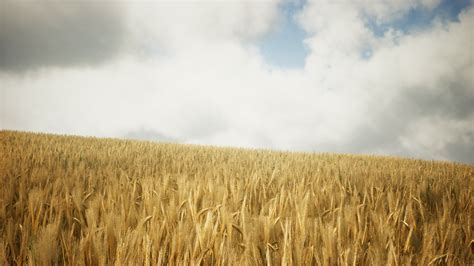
[296,1,473,160]
[126,0,281,54]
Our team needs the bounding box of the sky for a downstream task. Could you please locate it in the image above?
[0,0,473,164]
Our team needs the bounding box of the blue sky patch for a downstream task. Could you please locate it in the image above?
[366,0,472,36]
[258,0,471,68]
[258,1,308,69]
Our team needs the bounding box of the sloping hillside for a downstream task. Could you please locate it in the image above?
[1,131,473,265]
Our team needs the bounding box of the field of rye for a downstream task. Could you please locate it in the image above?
[0,130,473,265]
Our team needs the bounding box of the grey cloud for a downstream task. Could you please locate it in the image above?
[443,132,474,163]
[337,82,474,163]
[124,128,177,143]
[398,83,474,120]
[183,108,228,140]
[289,73,474,163]
[301,99,473,164]
[0,1,126,73]
[344,83,473,158]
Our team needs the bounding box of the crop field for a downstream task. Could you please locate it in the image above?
[0,130,473,265]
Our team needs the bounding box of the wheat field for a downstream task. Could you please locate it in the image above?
[0,130,473,265]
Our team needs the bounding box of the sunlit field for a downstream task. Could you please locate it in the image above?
[1,131,472,265]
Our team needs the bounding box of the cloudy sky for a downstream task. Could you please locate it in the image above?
[1,0,473,163]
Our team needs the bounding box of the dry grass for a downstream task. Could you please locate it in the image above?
[0,130,473,265]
